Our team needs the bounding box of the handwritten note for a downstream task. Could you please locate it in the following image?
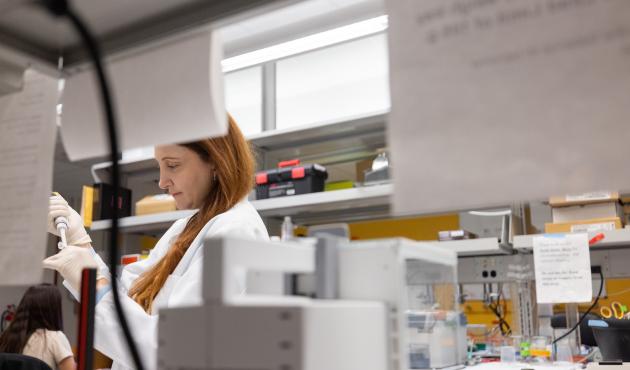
[533,234,592,304]
[0,70,57,285]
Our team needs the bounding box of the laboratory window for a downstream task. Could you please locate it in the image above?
[224,66,263,136]
[276,32,390,130]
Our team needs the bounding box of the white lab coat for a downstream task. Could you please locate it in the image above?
[88,199,268,370]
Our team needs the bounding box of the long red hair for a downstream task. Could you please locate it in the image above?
[128,115,255,312]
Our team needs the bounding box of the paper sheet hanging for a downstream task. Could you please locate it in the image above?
[0,70,58,285]
[61,30,226,161]
[533,234,592,304]
[385,0,630,214]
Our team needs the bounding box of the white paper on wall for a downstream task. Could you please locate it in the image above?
[533,233,592,304]
[385,0,630,214]
[0,70,57,285]
[62,30,226,161]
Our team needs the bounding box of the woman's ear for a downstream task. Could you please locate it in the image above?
[208,163,217,180]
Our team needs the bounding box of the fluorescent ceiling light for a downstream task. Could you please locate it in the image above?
[468,210,512,217]
[222,15,388,73]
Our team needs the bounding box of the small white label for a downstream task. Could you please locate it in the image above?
[565,192,612,202]
[570,222,616,233]
[533,234,592,304]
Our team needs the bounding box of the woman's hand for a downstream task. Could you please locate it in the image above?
[42,246,99,291]
[48,194,92,246]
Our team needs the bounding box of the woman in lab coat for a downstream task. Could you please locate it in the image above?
[43,115,269,370]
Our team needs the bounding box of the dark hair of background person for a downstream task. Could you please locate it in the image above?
[0,284,64,353]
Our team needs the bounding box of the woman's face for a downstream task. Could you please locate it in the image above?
[155,145,215,210]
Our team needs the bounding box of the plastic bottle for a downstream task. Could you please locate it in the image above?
[281,216,294,241]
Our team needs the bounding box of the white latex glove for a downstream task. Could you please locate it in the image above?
[48,194,92,246]
[42,246,99,291]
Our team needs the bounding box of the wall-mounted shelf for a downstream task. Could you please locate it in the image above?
[249,112,386,151]
[90,209,195,233]
[91,183,393,233]
[427,237,513,257]
[255,183,392,223]
[513,228,630,251]
[90,186,522,258]
[90,112,388,183]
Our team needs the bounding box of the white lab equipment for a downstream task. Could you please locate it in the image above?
[338,238,465,370]
[158,237,388,370]
[158,237,464,370]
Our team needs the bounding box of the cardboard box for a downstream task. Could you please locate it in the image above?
[551,202,623,223]
[544,217,622,233]
[549,191,619,207]
[438,229,476,241]
[135,194,176,215]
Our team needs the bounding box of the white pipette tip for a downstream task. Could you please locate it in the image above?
[55,216,69,250]
[58,228,68,250]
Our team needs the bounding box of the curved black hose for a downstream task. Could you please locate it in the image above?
[39,1,145,369]
[552,270,604,345]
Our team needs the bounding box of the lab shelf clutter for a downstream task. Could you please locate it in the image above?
[91,112,387,183]
[88,111,630,258]
[90,183,392,232]
[514,228,630,251]
[90,112,392,226]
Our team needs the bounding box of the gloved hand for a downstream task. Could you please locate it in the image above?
[48,194,92,246]
[42,246,99,291]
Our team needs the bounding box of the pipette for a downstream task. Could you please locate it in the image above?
[51,192,68,249]
[55,216,68,249]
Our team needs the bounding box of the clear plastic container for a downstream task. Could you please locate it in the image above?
[508,335,524,360]
[500,346,516,363]
[555,344,573,363]
[530,335,551,362]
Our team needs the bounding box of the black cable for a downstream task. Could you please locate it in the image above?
[485,284,512,336]
[498,288,512,335]
[488,298,511,336]
[552,270,604,345]
[38,1,145,369]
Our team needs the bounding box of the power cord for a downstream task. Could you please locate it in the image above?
[37,1,144,369]
[552,269,604,345]
[490,284,512,336]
